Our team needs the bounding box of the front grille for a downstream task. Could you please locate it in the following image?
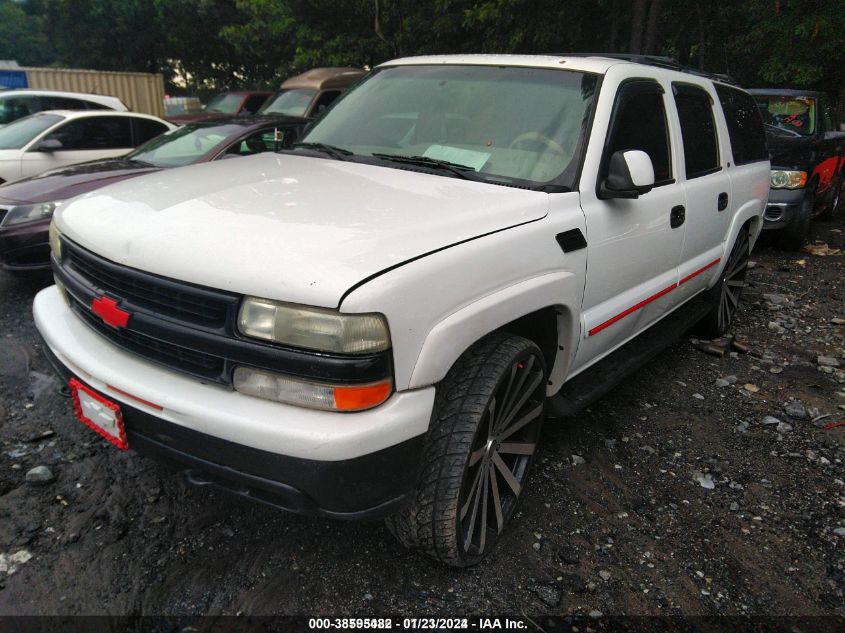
[72,301,225,379]
[55,238,393,387]
[64,240,234,327]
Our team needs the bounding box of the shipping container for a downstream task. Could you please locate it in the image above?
[21,67,166,118]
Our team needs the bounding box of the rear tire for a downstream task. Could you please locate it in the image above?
[778,191,812,251]
[697,225,750,338]
[386,333,546,567]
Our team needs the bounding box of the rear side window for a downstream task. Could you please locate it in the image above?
[673,84,720,179]
[715,85,768,165]
[45,116,133,150]
[133,118,169,144]
[41,96,96,111]
[605,82,673,183]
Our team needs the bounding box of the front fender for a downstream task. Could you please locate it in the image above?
[408,272,582,393]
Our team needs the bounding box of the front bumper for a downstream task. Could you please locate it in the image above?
[762,187,807,230]
[34,285,435,518]
[0,218,50,272]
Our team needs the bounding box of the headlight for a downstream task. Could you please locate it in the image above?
[238,297,390,354]
[48,220,62,260]
[0,201,62,227]
[233,367,392,411]
[770,170,806,189]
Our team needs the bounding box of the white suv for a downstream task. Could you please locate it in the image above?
[0,90,128,127]
[34,55,769,566]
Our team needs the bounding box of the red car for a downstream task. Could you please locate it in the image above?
[165,91,272,124]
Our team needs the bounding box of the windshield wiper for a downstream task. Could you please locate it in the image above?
[371,153,489,183]
[292,142,353,160]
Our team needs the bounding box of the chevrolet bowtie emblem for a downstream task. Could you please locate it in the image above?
[91,295,131,329]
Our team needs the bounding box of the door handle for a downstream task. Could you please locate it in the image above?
[718,192,729,211]
[670,205,685,228]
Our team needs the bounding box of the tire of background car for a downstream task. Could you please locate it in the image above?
[697,222,751,338]
[778,188,813,251]
[817,174,843,220]
[386,332,546,567]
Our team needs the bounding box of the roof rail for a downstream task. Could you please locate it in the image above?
[555,53,738,86]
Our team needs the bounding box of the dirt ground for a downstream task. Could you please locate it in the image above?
[0,217,843,617]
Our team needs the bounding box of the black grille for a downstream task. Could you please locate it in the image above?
[72,299,226,379]
[64,240,234,327]
[55,238,392,387]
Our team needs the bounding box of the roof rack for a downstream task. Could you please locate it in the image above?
[555,53,738,86]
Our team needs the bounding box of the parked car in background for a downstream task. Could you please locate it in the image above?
[166,91,271,124]
[0,90,128,127]
[0,115,306,273]
[258,67,366,119]
[749,89,845,249]
[0,110,174,185]
[36,54,768,566]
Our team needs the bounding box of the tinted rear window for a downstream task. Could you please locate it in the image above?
[716,85,768,165]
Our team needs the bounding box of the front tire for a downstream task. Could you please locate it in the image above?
[386,333,546,567]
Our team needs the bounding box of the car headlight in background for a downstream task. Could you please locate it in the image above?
[48,220,62,260]
[0,201,63,227]
[770,170,806,189]
[238,297,391,354]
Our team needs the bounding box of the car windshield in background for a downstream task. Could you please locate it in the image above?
[755,95,816,137]
[301,65,598,188]
[259,89,317,117]
[204,93,244,114]
[0,113,63,149]
[126,123,243,167]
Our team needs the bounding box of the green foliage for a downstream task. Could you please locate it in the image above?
[0,0,52,66]
[2,0,843,107]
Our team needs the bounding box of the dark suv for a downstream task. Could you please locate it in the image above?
[749,89,845,249]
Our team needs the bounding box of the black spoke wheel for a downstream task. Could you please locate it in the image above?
[698,225,750,338]
[386,333,546,567]
[458,352,544,558]
[717,229,749,333]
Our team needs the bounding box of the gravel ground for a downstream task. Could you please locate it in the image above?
[0,217,843,617]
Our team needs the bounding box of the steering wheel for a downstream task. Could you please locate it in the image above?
[508,132,565,155]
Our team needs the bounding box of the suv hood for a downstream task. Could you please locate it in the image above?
[56,153,550,308]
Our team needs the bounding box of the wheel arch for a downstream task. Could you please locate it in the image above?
[407,272,582,394]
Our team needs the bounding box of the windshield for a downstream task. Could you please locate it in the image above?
[204,93,244,114]
[755,95,816,137]
[258,89,317,117]
[0,113,63,149]
[126,123,244,167]
[301,65,598,188]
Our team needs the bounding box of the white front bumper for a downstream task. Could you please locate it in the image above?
[33,285,435,461]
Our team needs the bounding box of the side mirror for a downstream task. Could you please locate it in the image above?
[599,150,655,199]
[37,139,64,152]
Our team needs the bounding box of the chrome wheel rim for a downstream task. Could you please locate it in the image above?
[718,231,749,333]
[458,353,545,558]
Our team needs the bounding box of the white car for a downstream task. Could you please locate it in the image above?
[0,110,174,184]
[0,89,128,127]
[35,54,769,567]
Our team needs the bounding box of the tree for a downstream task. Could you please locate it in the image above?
[0,0,52,66]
